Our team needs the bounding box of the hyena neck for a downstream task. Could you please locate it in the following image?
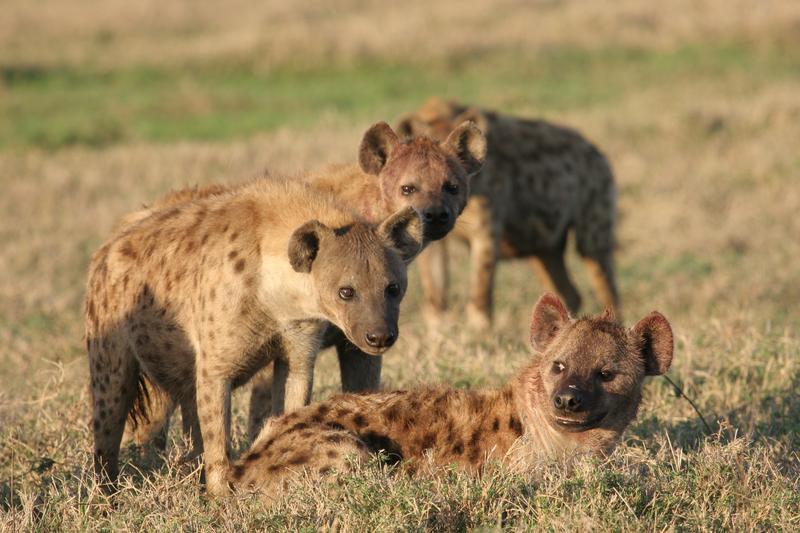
[506,360,584,465]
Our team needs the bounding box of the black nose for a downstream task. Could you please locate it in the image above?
[553,389,584,412]
[365,331,397,349]
[423,208,450,225]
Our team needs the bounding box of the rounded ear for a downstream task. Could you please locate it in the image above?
[631,311,674,376]
[378,206,423,263]
[444,120,487,176]
[529,292,570,352]
[453,107,489,135]
[287,220,329,273]
[359,122,400,176]
[395,115,419,139]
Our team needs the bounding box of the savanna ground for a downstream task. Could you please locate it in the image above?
[1,0,800,530]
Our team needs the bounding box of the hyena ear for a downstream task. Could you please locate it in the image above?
[378,206,424,263]
[288,220,329,273]
[359,122,400,176]
[631,311,674,376]
[529,292,570,352]
[453,107,489,136]
[395,115,424,139]
[444,120,487,176]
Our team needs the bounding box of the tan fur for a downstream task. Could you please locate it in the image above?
[232,293,673,500]
[118,122,487,448]
[397,98,619,329]
[85,177,423,496]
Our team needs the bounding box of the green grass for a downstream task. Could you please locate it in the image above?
[2,40,797,149]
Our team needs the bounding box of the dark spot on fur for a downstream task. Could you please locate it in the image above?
[119,241,137,260]
[508,415,523,436]
[352,414,368,428]
[418,432,435,450]
[234,259,246,273]
[325,422,345,431]
[360,431,403,465]
[247,451,262,462]
[451,440,464,455]
[326,449,337,459]
[230,232,239,242]
[325,434,346,444]
[492,417,500,432]
[232,464,245,479]
[469,429,481,447]
[288,422,309,433]
[383,405,400,423]
[288,453,309,465]
[318,466,332,475]
[228,250,238,260]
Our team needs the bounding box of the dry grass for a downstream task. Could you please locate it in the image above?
[2,1,800,530]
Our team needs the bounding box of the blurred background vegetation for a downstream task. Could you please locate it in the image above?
[2,1,800,529]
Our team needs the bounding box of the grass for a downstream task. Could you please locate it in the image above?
[2,0,800,530]
[3,40,797,149]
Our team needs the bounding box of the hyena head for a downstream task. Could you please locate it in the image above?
[526,292,673,444]
[358,120,486,241]
[288,207,423,355]
[396,97,489,146]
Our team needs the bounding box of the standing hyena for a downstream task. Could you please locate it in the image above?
[397,98,619,329]
[232,292,673,498]
[119,120,487,444]
[85,178,423,495]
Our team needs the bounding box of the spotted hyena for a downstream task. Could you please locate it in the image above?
[232,292,672,498]
[397,98,619,329]
[85,178,423,495]
[118,121,487,445]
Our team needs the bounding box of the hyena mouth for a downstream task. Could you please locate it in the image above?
[423,225,452,241]
[553,412,607,432]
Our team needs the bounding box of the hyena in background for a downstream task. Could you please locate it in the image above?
[397,98,619,329]
[85,177,423,495]
[232,292,673,499]
[119,120,487,445]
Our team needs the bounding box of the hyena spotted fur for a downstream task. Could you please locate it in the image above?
[85,177,424,495]
[118,121,487,446]
[233,293,673,499]
[397,98,619,329]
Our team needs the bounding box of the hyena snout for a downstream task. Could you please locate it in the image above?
[421,206,453,240]
[552,387,585,413]
[364,327,397,349]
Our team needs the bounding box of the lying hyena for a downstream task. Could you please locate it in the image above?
[120,121,487,445]
[232,292,672,498]
[397,98,618,329]
[85,178,423,495]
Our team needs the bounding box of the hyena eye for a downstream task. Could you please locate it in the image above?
[443,182,459,195]
[552,361,565,374]
[385,283,401,298]
[598,370,614,382]
[338,287,355,300]
[401,185,417,196]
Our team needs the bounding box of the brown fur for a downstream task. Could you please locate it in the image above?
[85,177,423,495]
[397,98,619,329]
[118,122,487,448]
[232,293,673,500]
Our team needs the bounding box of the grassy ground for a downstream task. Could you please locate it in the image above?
[2,0,800,530]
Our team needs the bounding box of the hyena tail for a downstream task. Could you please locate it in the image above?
[128,372,155,429]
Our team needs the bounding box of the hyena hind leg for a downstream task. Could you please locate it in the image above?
[89,340,143,492]
[232,424,369,500]
[529,249,582,314]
